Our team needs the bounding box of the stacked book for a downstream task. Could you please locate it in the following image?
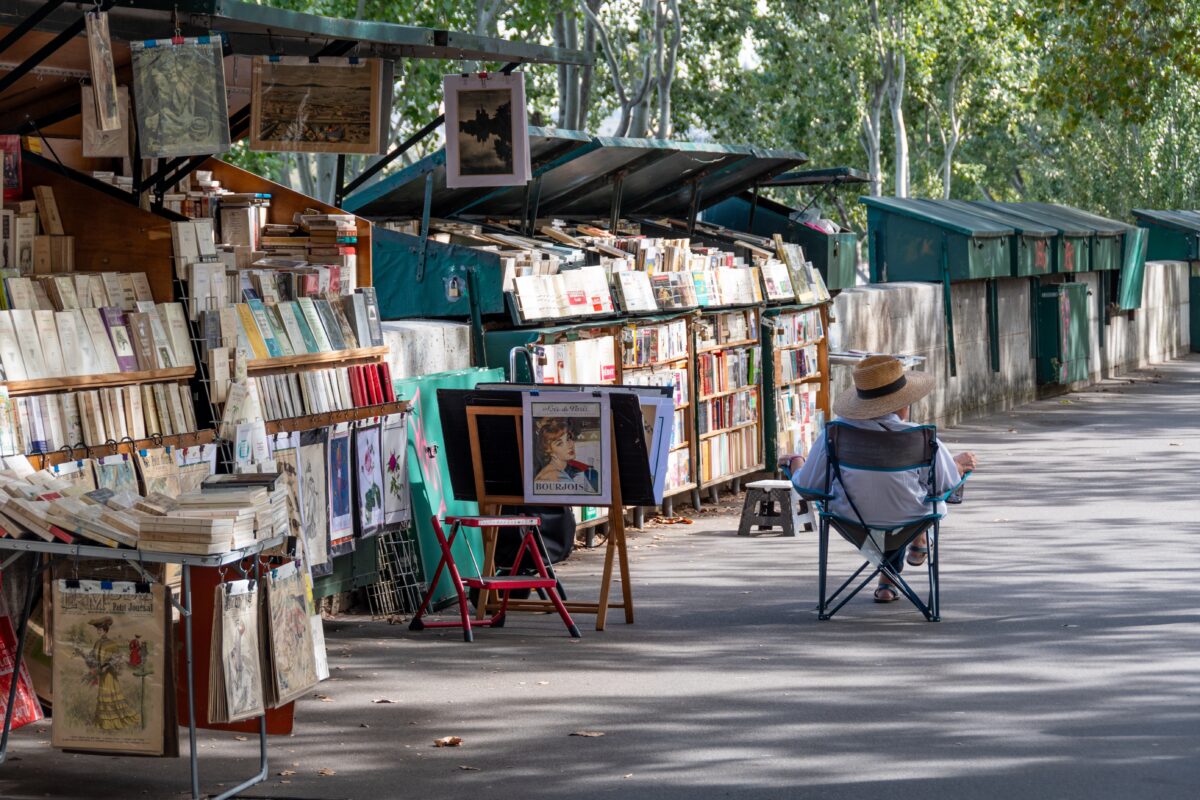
[251,362,397,422]
[301,213,358,280]
[139,476,284,554]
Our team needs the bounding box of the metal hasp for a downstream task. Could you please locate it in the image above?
[1132,209,1200,351]
[1035,281,1090,385]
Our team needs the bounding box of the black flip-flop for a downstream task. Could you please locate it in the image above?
[873,585,900,603]
[906,545,929,567]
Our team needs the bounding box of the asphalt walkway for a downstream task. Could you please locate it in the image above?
[3,356,1198,799]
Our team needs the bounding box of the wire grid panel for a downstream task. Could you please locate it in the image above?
[367,526,424,619]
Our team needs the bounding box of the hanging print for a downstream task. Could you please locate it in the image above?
[353,422,384,538]
[381,413,410,526]
[521,391,611,506]
[130,35,231,158]
[326,426,355,556]
[297,429,331,577]
[442,72,531,188]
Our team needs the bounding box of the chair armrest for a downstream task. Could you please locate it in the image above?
[793,485,833,502]
[925,471,971,503]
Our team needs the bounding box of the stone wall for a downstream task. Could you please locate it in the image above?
[829,261,1191,428]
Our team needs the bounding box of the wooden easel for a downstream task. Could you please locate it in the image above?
[464,404,634,630]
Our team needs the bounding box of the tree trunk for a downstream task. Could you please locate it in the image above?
[656,0,681,138]
[889,50,908,197]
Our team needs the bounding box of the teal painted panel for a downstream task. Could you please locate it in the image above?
[1118,228,1149,310]
[394,368,505,606]
[373,227,506,320]
[1035,282,1090,385]
[1191,268,1200,353]
[1092,237,1122,271]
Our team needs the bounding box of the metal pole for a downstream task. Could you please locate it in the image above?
[0,0,70,59]
[183,564,200,799]
[0,553,41,764]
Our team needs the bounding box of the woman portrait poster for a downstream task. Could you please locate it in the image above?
[522,392,611,506]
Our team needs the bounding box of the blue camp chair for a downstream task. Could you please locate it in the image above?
[793,422,969,622]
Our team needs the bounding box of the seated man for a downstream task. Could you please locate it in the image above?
[783,355,977,603]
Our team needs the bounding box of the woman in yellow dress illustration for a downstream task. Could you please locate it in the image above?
[78,616,141,730]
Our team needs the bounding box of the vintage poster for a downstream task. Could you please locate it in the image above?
[130,35,231,158]
[270,433,304,541]
[51,580,166,755]
[353,422,384,538]
[84,10,121,132]
[82,85,131,158]
[262,561,319,707]
[297,429,331,577]
[326,426,354,555]
[442,72,531,188]
[209,579,264,723]
[174,444,217,495]
[134,447,181,498]
[94,455,139,495]
[1,574,43,733]
[250,57,390,154]
[381,413,410,527]
[521,391,611,505]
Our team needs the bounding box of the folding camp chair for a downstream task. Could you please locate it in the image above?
[794,422,969,622]
[409,515,581,641]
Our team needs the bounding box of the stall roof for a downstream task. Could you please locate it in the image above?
[971,201,1092,237]
[939,200,1056,238]
[1009,202,1132,237]
[344,131,807,220]
[1131,209,1200,232]
[767,166,869,187]
[860,196,1013,238]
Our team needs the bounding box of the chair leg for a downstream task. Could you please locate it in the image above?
[928,524,940,622]
[817,519,830,619]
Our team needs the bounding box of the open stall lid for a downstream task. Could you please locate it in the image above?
[1131,209,1200,232]
[766,166,869,187]
[861,196,1013,238]
[344,131,807,222]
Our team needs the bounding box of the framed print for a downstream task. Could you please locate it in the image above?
[250,57,391,154]
[298,429,331,577]
[381,413,410,527]
[326,425,355,555]
[521,391,611,506]
[353,421,384,538]
[443,72,531,188]
[85,10,121,132]
[130,35,231,158]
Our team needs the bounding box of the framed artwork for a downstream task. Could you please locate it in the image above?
[326,426,354,555]
[353,422,384,538]
[130,35,231,158]
[298,429,331,577]
[250,57,391,154]
[521,391,611,506]
[381,413,410,527]
[638,395,675,505]
[262,561,319,707]
[51,580,167,755]
[443,72,531,188]
[85,10,121,132]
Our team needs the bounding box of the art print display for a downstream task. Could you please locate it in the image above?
[270,433,303,541]
[1,575,43,733]
[175,444,218,495]
[297,429,331,576]
[94,455,139,495]
[208,579,264,724]
[353,422,384,538]
[521,391,611,505]
[326,426,354,554]
[85,10,121,132]
[442,72,531,188]
[261,561,319,707]
[250,57,390,154]
[134,447,181,498]
[51,580,167,755]
[381,413,410,527]
[82,85,131,159]
[130,35,231,158]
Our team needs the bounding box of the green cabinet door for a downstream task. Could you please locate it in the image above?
[1036,282,1090,385]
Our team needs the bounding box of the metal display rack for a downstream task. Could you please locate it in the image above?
[0,536,285,800]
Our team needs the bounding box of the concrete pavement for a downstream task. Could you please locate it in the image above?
[3,356,1198,799]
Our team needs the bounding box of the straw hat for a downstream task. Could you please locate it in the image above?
[833,355,935,419]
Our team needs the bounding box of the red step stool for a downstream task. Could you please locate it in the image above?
[409,515,581,642]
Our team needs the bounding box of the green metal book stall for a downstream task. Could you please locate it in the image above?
[1132,209,1200,352]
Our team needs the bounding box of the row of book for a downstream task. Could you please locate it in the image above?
[776,384,825,459]
[696,348,761,399]
[2,271,155,313]
[665,447,691,492]
[511,266,615,322]
[773,308,824,347]
[698,388,760,436]
[697,425,762,484]
[777,344,820,384]
[0,303,193,382]
[197,291,384,367]
[530,337,618,385]
[696,308,759,351]
[0,185,69,274]
[622,317,689,367]
[0,381,198,456]
[621,365,689,407]
[249,363,398,423]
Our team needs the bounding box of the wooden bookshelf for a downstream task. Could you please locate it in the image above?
[262,400,410,435]
[762,304,831,469]
[27,429,216,470]
[4,366,195,397]
[247,346,389,376]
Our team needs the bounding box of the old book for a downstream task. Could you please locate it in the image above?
[312,298,346,350]
[33,310,66,378]
[147,310,177,369]
[100,273,125,311]
[141,384,160,436]
[246,299,282,357]
[296,298,332,351]
[6,278,36,310]
[31,237,52,275]
[208,347,230,404]
[33,186,64,236]
[284,301,318,353]
[127,384,145,440]
[0,313,26,381]
[165,383,187,433]
[59,393,83,446]
[217,306,244,352]
[159,302,194,367]
[13,216,35,273]
[262,304,295,357]
[125,311,157,370]
[9,310,46,380]
[324,292,359,348]
[130,273,154,303]
[344,293,371,350]
[99,307,138,372]
[151,383,173,436]
[179,384,197,433]
[117,274,138,310]
[50,275,80,310]
[64,309,98,375]
[235,303,270,359]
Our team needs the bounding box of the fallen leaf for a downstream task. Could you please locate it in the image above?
[570,730,605,737]
[1059,399,1073,405]
[623,773,634,779]
[234,735,248,742]
[278,769,296,777]
[360,723,370,728]
[1169,443,1181,447]
[536,681,549,686]
[315,694,333,702]
[371,698,396,704]
[318,768,336,776]
[458,765,480,771]
[434,736,463,747]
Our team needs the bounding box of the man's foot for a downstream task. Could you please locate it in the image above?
[873,584,899,603]
[906,544,929,567]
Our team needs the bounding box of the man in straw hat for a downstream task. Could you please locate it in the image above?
[783,355,977,603]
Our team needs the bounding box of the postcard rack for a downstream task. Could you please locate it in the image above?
[0,535,286,800]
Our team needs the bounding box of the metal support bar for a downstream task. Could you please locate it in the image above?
[986,278,1000,373]
[0,10,94,97]
[748,185,760,230]
[466,268,486,368]
[415,171,434,282]
[1028,276,1040,359]
[941,234,957,378]
[0,0,71,60]
[0,552,40,765]
[523,174,543,236]
[608,171,625,233]
[334,153,347,208]
[686,180,703,237]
